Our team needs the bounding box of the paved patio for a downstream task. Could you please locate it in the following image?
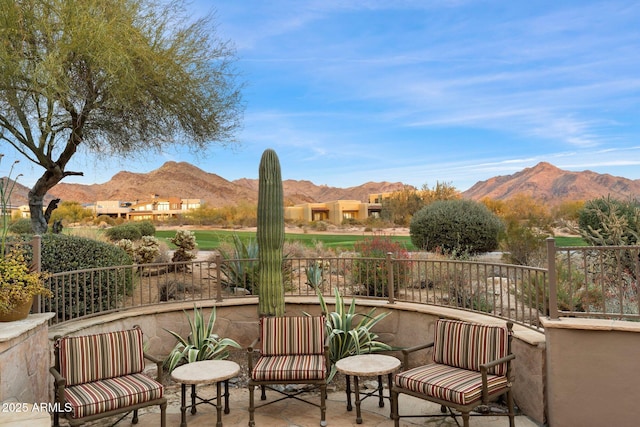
[75,382,540,427]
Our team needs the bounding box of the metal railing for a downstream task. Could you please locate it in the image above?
[547,238,640,321]
[39,250,546,330]
[35,237,640,328]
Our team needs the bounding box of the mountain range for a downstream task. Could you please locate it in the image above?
[5,161,640,207]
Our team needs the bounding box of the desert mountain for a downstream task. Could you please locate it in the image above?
[47,161,407,206]
[462,162,640,204]
[9,161,639,209]
[234,178,409,205]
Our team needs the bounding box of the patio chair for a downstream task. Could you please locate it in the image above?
[247,315,330,427]
[391,319,515,427]
[50,326,166,427]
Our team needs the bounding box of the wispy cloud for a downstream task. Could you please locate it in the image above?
[16,1,638,192]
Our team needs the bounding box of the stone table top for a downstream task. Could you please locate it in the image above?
[335,354,401,376]
[170,360,241,385]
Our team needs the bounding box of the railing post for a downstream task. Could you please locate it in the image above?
[215,253,223,302]
[32,234,42,313]
[546,237,559,319]
[386,252,395,304]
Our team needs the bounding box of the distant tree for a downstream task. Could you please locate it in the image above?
[552,200,585,223]
[485,194,552,266]
[380,185,422,226]
[49,201,93,225]
[420,181,461,204]
[501,194,552,229]
[0,0,244,233]
[380,182,461,227]
[480,197,506,217]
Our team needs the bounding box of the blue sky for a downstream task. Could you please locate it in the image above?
[6,0,640,191]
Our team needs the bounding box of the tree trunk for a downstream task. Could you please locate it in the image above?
[28,170,64,234]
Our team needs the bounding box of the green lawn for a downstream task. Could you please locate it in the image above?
[553,235,587,247]
[71,227,586,252]
[156,229,587,251]
[155,229,415,251]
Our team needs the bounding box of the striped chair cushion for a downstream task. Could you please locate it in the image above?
[432,320,509,376]
[394,364,509,406]
[58,328,145,386]
[64,373,164,419]
[260,316,326,356]
[252,354,327,381]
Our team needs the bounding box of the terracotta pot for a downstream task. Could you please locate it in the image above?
[0,298,33,322]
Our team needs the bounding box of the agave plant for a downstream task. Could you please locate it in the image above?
[219,233,294,295]
[306,260,326,289]
[219,234,260,293]
[164,305,241,372]
[313,287,393,381]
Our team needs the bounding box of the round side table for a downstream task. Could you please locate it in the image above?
[335,354,401,424]
[170,359,241,427]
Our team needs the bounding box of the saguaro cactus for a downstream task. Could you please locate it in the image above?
[257,149,285,316]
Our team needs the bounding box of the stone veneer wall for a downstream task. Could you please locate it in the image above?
[48,297,547,424]
[0,313,55,404]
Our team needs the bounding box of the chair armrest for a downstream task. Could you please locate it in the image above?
[144,352,164,383]
[247,337,260,372]
[480,353,516,371]
[401,341,434,370]
[323,336,331,376]
[479,353,516,403]
[49,367,67,404]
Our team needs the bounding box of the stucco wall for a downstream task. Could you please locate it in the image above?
[542,317,640,427]
[48,297,546,424]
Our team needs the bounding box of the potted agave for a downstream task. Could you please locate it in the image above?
[0,248,51,322]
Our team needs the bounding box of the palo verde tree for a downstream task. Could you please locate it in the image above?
[0,0,243,233]
[256,149,285,317]
[380,185,423,226]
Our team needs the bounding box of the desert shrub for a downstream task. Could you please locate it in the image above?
[410,199,504,255]
[497,195,553,267]
[501,220,548,267]
[134,220,156,237]
[16,234,133,322]
[521,257,602,315]
[341,217,362,226]
[94,215,116,226]
[424,260,470,306]
[8,218,32,235]
[153,241,171,263]
[104,221,155,242]
[309,221,328,231]
[158,280,201,302]
[352,235,411,297]
[104,223,142,241]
